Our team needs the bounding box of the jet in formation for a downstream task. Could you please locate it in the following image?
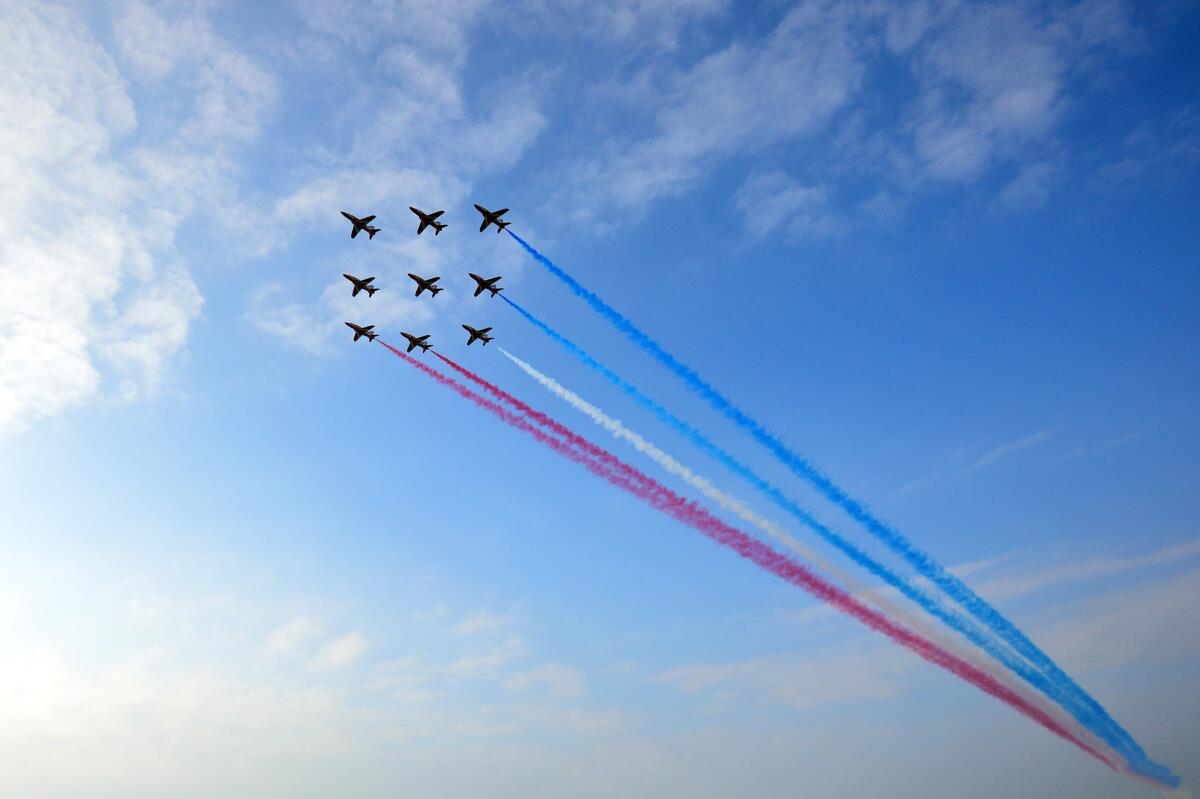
[407,273,443,297]
[409,206,447,236]
[343,273,379,297]
[474,204,510,233]
[341,210,381,239]
[469,273,503,297]
[345,322,377,342]
[401,332,434,353]
[462,324,494,346]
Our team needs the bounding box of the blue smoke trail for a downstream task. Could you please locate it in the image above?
[499,262,1176,787]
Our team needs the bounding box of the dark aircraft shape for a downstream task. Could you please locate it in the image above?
[341,210,381,239]
[401,331,433,353]
[345,322,377,342]
[407,273,443,297]
[462,324,494,346]
[343,273,379,297]
[473,203,510,233]
[469,273,503,297]
[409,206,447,236]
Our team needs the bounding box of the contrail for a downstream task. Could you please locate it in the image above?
[503,232,1175,787]
[377,340,1119,773]
[496,344,1119,762]
[498,292,1136,774]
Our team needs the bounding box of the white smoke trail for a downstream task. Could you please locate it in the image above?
[498,346,1123,772]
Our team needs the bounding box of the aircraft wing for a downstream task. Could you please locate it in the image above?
[478,218,489,232]
[429,210,444,220]
[360,215,376,224]
[494,208,509,217]
[417,220,429,234]
[351,226,360,239]
[352,285,361,297]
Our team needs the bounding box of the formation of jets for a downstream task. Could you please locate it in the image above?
[341,204,512,350]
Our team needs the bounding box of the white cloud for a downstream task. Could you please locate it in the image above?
[263,617,318,657]
[900,1,1138,183]
[966,429,1050,472]
[311,632,369,671]
[992,161,1057,213]
[564,1,868,223]
[506,663,586,699]
[452,608,517,637]
[735,171,843,239]
[0,5,203,435]
[653,644,912,710]
[975,538,1200,603]
[443,637,527,678]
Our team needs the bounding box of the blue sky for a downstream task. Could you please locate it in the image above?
[1,1,1198,796]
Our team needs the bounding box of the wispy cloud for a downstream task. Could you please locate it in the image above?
[505,663,586,699]
[311,632,369,671]
[263,617,318,657]
[975,538,1200,603]
[452,608,519,637]
[652,644,912,710]
[966,429,1050,473]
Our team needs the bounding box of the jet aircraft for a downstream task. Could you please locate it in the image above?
[473,204,510,233]
[345,322,378,342]
[409,206,447,236]
[462,324,494,346]
[407,273,443,297]
[343,273,379,297]
[469,273,503,297]
[401,332,434,353]
[341,210,381,239]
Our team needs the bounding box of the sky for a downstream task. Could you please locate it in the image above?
[1,0,1198,796]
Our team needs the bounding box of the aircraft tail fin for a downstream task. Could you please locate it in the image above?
[368,228,379,239]
[366,286,378,297]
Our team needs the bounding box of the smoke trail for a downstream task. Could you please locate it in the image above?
[498,292,1138,770]
[496,345,1120,760]
[504,232,1175,786]
[377,339,1118,772]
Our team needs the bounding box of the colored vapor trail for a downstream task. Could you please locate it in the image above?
[377,340,1118,771]
[504,230,1176,786]
[495,345,1117,759]
[499,292,1132,776]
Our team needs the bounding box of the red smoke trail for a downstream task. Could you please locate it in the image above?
[380,342,1118,772]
